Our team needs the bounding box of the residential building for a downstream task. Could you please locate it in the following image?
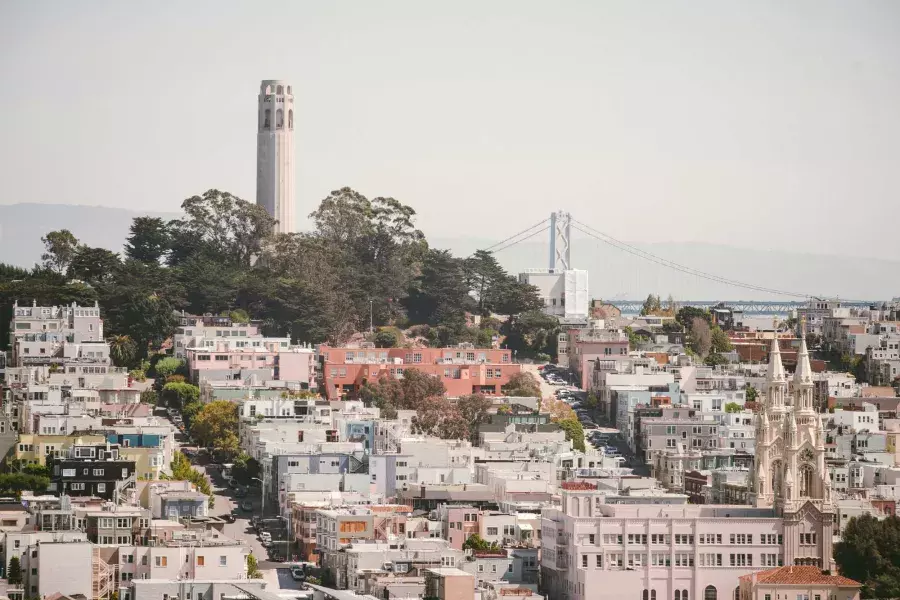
[48,442,136,500]
[319,344,521,399]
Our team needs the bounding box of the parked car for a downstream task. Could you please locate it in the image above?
[240,500,253,511]
[290,565,306,581]
[260,532,272,546]
[234,487,248,498]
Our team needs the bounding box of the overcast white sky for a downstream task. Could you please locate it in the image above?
[1,1,899,259]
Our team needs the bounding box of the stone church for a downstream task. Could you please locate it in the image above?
[751,335,835,568]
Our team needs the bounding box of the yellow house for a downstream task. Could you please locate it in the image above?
[15,433,107,465]
[120,446,168,481]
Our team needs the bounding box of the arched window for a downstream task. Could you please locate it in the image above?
[675,591,681,600]
[651,591,656,600]
[287,85,292,94]
[733,587,740,600]
[682,590,689,600]
[277,85,283,94]
[263,109,271,129]
[288,109,293,129]
[800,464,814,497]
[276,109,284,129]
[704,586,717,600]
[642,591,648,600]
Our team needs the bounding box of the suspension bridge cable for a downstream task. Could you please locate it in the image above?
[489,225,550,254]
[480,218,550,253]
[570,220,812,299]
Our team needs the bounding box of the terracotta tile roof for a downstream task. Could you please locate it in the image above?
[739,566,860,587]
[561,481,597,490]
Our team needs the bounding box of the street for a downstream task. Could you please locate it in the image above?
[172,423,304,591]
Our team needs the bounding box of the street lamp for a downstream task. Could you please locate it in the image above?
[252,472,267,516]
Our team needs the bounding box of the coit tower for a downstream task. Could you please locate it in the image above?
[256,80,295,234]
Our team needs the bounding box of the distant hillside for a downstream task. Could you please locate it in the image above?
[0,204,179,268]
[1,204,895,301]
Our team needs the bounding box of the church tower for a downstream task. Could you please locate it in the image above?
[753,334,835,568]
[256,80,296,234]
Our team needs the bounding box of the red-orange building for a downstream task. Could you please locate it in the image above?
[318,345,522,399]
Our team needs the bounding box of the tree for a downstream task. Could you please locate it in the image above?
[170,451,214,507]
[68,246,121,283]
[463,250,542,316]
[745,386,758,403]
[556,418,586,452]
[231,452,261,486]
[0,473,50,495]
[161,382,199,408]
[181,400,202,429]
[583,392,599,409]
[108,335,138,368]
[154,357,186,380]
[140,389,158,405]
[455,394,493,443]
[502,310,560,360]
[125,217,171,264]
[246,553,263,579]
[405,249,472,327]
[710,326,732,353]
[105,293,178,360]
[7,556,22,585]
[640,294,662,316]
[624,326,648,348]
[190,400,239,456]
[462,533,501,553]
[542,398,576,421]
[503,372,542,398]
[834,514,900,598]
[724,402,742,413]
[41,229,80,274]
[676,306,711,330]
[688,317,712,357]
[170,189,276,268]
[398,368,447,409]
[373,329,399,348]
[412,395,469,440]
[704,353,729,367]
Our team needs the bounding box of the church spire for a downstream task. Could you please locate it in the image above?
[794,336,813,386]
[768,336,786,383]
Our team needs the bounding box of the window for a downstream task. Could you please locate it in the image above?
[97,483,106,492]
[156,556,167,567]
[93,468,105,476]
[589,534,595,544]
[197,556,205,566]
[487,527,498,536]
[220,556,227,566]
[71,482,85,491]
[582,555,588,567]
[596,555,602,567]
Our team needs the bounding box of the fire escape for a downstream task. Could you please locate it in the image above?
[92,546,118,600]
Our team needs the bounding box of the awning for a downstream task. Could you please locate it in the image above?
[519,523,534,531]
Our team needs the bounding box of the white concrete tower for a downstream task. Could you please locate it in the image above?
[256,80,295,234]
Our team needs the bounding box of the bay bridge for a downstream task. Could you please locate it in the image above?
[483,212,879,317]
[605,299,875,316]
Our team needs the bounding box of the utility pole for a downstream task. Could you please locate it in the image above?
[369,300,374,334]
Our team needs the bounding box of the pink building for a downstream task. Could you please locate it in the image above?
[186,343,315,388]
[443,506,481,549]
[566,329,629,389]
[542,339,834,600]
[318,345,521,400]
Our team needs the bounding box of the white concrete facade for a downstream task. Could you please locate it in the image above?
[256,79,295,233]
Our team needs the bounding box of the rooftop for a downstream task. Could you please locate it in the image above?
[740,566,860,587]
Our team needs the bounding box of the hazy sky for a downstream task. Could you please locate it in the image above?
[2,1,899,259]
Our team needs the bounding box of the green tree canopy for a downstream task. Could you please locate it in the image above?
[834,514,900,598]
[41,229,80,275]
[190,400,239,456]
[503,372,542,398]
[161,382,199,408]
